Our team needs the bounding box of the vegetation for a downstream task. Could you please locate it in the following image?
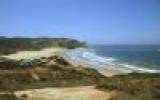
[0,94,20,100]
[0,55,105,99]
[0,56,160,100]
[0,37,160,100]
[1,57,160,100]
[97,73,160,100]
[0,37,85,55]
[0,56,105,91]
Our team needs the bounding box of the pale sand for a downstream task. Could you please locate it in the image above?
[15,86,113,100]
[1,48,65,60]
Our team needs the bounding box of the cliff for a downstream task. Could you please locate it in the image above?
[0,37,85,55]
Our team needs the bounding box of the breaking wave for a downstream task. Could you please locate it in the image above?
[63,48,160,73]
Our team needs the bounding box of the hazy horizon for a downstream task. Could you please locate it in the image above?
[0,0,160,44]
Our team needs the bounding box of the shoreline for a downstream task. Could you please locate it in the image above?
[60,54,122,76]
[60,48,160,75]
[0,47,119,76]
[1,47,159,76]
[59,49,128,76]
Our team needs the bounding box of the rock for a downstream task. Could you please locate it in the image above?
[30,72,40,81]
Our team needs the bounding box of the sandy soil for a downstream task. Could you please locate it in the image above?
[1,48,64,60]
[15,86,112,100]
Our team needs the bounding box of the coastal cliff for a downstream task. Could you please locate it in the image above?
[0,37,85,55]
[0,47,106,100]
[0,38,159,100]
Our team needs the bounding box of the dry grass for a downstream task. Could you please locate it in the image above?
[97,73,160,100]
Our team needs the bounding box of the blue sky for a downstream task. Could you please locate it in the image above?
[0,0,160,44]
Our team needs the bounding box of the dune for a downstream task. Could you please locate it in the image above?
[1,48,64,60]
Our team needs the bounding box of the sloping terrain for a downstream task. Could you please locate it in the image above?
[0,37,85,55]
[0,55,105,91]
[0,51,106,100]
[97,73,160,100]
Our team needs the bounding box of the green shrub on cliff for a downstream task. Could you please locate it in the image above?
[97,73,160,100]
[0,37,85,55]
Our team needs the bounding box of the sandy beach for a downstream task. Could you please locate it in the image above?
[1,48,65,60]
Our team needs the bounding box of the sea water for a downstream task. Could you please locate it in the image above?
[63,45,160,73]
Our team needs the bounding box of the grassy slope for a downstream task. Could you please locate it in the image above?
[0,56,105,91]
[97,73,160,100]
[0,37,85,55]
[0,55,105,99]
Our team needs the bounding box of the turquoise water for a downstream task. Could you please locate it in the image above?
[64,45,160,73]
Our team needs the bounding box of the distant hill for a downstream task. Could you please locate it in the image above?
[0,37,85,55]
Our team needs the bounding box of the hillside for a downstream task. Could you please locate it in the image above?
[97,73,160,100]
[0,53,160,100]
[0,37,85,55]
[0,53,105,100]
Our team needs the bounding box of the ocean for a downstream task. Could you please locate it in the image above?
[63,45,160,73]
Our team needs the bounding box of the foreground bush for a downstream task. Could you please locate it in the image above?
[97,73,160,100]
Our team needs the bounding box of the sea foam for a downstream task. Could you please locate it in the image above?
[63,48,160,74]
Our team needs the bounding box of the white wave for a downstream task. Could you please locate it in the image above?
[63,48,160,74]
[73,48,115,65]
[119,64,160,73]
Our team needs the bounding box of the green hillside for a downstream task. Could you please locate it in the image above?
[0,37,85,55]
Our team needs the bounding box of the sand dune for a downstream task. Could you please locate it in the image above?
[1,48,64,60]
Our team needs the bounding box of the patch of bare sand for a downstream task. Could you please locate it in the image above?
[1,48,64,60]
[15,86,112,100]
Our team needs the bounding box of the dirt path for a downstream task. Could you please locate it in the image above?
[15,86,112,100]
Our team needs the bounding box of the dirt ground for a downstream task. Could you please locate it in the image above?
[15,86,113,100]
